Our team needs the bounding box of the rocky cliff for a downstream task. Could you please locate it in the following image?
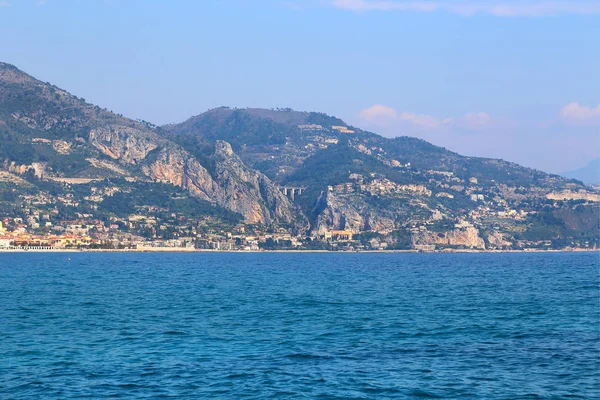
[209,141,308,230]
[89,126,159,164]
[312,186,433,235]
[313,190,396,234]
[140,144,220,202]
[87,129,305,229]
[412,226,486,250]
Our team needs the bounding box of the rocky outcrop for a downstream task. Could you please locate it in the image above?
[52,140,73,155]
[141,144,220,202]
[487,231,512,249]
[85,158,129,176]
[2,160,47,178]
[139,140,307,231]
[413,226,486,249]
[313,190,403,235]
[546,190,600,202]
[89,126,158,164]
[84,118,305,228]
[210,141,308,231]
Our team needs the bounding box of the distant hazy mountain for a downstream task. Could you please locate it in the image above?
[562,158,600,185]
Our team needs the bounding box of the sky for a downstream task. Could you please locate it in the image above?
[1,0,599,173]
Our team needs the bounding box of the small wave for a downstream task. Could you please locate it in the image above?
[362,386,402,394]
[226,372,254,379]
[407,389,444,398]
[163,330,186,335]
[118,383,143,389]
[284,353,331,360]
[468,376,496,382]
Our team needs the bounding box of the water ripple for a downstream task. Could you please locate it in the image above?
[0,252,598,399]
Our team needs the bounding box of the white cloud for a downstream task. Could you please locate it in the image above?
[35,0,47,5]
[0,1,11,7]
[463,112,492,129]
[333,0,437,12]
[357,104,495,130]
[560,102,600,126]
[352,104,598,172]
[358,104,445,129]
[399,111,444,129]
[332,0,600,16]
[359,104,398,122]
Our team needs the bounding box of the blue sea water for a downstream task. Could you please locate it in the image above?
[0,252,598,399]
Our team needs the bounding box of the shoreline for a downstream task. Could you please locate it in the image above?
[0,248,597,254]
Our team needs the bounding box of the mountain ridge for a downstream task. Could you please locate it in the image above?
[0,62,305,231]
[0,61,598,250]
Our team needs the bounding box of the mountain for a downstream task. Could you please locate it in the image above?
[0,62,306,232]
[165,107,569,188]
[1,62,598,250]
[165,107,599,249]
[562,158,600,185]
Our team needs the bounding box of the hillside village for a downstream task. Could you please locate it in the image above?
[0,161,598,252]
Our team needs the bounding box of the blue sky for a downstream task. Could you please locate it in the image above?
[1,0,599,173]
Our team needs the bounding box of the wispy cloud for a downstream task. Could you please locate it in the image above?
[359,104,445,129]
[398,111,447,129]
[332,0,600,17]
[463,112,492,129]
[359,104,398,124]
[333,0,437,12]
[560,102,600,126]
[35,0,47,5]
[0,1,11,7]
[358,104,494,130]
[353,103,599,172]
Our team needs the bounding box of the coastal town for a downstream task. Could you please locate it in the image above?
[1,137,599,253]
[1,172,597,252]
[0,215,357,252]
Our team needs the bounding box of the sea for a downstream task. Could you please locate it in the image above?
[0,252,598,399]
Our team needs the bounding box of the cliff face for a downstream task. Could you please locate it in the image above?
[141,144,220,202]
[546,190,600,202]
[413,226,486,249]
[314,190,396,234]
[210,141,308,231]
[487,231,513,249]
[90,130,305,228]
[89,127,158,164]
[312,188,433,235]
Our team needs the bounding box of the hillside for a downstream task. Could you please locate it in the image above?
[165,107,570,189]
[165,107,599,249]
[0,62,598,251]
[0,62,306,232]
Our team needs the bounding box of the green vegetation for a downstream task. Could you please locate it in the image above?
[518,205,599,245]
[0,61,597,250]
[286,141,425,188]
[167,109,292,151]
[97,180,241,223]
